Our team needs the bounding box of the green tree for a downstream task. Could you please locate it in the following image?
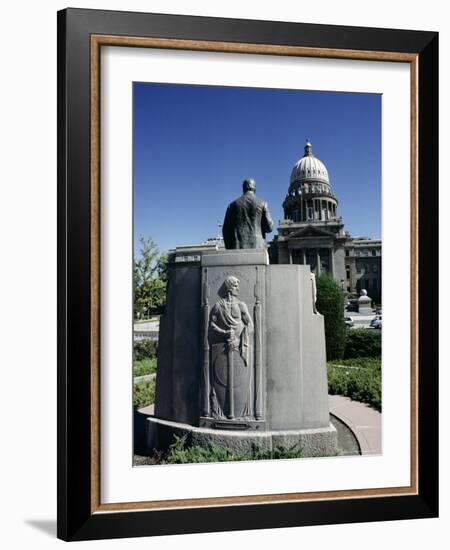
[316,273,346,360]
[134,236,167,319]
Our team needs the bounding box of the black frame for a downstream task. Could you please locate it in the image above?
[57,8,438,541]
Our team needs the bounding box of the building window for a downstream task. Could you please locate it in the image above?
[372,264,378,273]
[345,250,349,257]
[356,264,361,273]
[372,249,377,256]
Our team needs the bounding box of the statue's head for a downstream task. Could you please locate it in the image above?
[242,178,256,193]
[224,275,240,297]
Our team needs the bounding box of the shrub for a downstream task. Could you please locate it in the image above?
[344,329,381,359]
[327,358,381,410]
[159,435,310,464]
[133,339,158,361]
[316,273,346,360]
[133,378,156,408]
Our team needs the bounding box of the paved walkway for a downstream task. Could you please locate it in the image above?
[134,373,156,384]
[139,403,154,415]
[328,395,381,455]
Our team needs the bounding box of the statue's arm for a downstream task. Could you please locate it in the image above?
[240,302,254,330]
[210,305,229,336]
[222,205,234,248]
[261,201,274,234]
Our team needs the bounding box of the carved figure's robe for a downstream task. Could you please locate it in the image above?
[209,298,253,418]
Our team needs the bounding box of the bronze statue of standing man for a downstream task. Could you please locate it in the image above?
[222,178,273,249]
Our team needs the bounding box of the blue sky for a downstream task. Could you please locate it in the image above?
[133,82,381,256]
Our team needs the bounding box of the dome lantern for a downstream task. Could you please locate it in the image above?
[304,139,313,156]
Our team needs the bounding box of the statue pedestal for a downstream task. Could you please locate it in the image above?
[149,249,337,457]
[358,291,373,315]
[146,416,338,457]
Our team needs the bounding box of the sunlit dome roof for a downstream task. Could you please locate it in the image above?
[290,140,329,186]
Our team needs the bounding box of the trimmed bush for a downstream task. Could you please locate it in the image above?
[344,329,381,359]
[133,378,156,409]
[327,358,381,410]
[316,273,346,360]
[133,339,158,361]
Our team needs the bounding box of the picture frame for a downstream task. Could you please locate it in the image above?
[57,7,438,541]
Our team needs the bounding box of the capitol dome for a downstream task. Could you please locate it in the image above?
[290,141,329,186]
[282,140,338,224]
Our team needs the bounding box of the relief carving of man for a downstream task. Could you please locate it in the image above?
[209,276,253,419]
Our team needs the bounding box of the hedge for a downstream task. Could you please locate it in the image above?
[316,273,346,360]
[133,378,156,409]
[344,329,381,359]
[328,358,381,410]
[133,339,158,361]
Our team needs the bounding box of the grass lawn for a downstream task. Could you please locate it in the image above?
[133,357,157,377]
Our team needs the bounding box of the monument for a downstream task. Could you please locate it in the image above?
[147,179,337,457]
[358,289,373,315]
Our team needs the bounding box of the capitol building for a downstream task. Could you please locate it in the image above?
[170,140,381,302]
[270,141,381,301]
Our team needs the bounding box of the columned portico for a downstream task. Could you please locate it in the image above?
[316,250,321,275]
[329,248,335,276]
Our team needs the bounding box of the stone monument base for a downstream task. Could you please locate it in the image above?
[146,415,338,458]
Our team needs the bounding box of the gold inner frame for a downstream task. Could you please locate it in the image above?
[90,35,419,514]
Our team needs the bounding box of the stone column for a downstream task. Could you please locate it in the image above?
[330,248,335,276]
[316,249,321,276]
[302,249,306,265]
[289,248,293,264]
